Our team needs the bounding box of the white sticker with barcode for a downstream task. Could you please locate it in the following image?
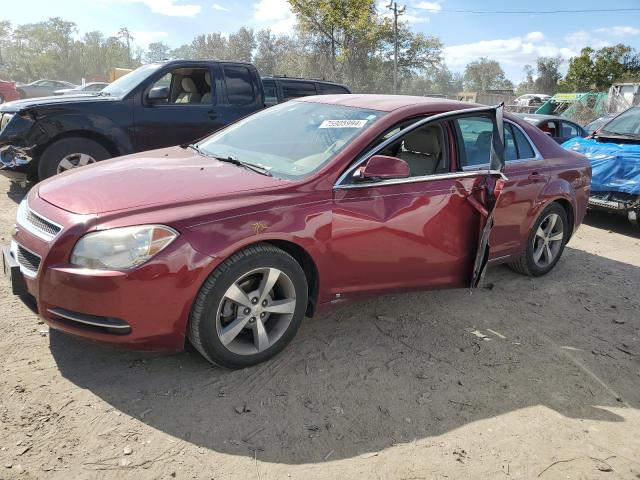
[319,119,368,129]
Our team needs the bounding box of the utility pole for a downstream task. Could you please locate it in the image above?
[386,1,405,94]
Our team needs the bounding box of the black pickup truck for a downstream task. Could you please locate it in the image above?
[0,60,267,180]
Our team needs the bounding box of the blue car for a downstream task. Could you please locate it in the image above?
[563,106,640,228]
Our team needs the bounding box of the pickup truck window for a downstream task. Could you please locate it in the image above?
[262,79,278,104]
[149,67,211,104]
[318,83,349,95]
[223,65,255,105]
[281,81,317,100]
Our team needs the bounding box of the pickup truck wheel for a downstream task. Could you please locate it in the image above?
[508,203,569,277]
[38,138,110,180]
[188,243,308,369]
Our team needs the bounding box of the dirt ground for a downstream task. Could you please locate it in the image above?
[0,175,639,480]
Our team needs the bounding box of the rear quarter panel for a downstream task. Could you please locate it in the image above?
[515,119,591,242]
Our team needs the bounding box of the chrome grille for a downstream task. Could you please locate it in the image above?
[26,210,62,237]
[16,244,41,276]
[16,200,63,242]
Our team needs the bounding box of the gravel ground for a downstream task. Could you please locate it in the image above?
[0,176,639,480]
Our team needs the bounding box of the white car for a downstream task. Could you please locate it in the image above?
[515,94,551,107]
[54,82,109,96]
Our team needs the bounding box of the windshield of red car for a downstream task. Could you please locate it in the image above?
[197,101,386,179]
[599,107,640,137]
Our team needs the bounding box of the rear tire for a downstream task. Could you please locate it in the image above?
[38,137,110,180]
[508,203,569,277]
[188,243,308,369]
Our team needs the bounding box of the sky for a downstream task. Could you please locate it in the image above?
[3,0,640,82]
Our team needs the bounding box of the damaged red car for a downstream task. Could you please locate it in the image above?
[3,95,591,368]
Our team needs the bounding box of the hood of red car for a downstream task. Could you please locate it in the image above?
[37,146,289,215]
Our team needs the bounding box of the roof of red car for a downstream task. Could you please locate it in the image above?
[301,94,479,113]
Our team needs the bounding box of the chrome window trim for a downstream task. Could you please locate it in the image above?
[461,120,543,171]
[16,200,63,242]
[335,169,507,190]
[10,239,41,278]
[334,105,504,189]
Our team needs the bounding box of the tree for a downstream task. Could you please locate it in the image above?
[227,27,255,63]
[0,20,11,65]
[254,29,295,76]
[534,56,562,94]
[564,44,640,91]
[190,33,228,60]
[429,66,463,96]
[118,27,134,65]
[516,64,535,95]
[146,41,171,62]
[287,0,442,92]
[463,57,513,91]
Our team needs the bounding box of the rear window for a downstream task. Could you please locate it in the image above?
[223,65,255,105]
[511,124,536,159]
[318,83,349,95]
[262,79,278,104]
[281,81,316,100]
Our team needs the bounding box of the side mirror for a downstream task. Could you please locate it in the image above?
[147,86,170,101]
[354,155,410,181]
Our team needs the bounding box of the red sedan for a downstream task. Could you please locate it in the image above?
[0,79,20,104]
[3,96,591,368]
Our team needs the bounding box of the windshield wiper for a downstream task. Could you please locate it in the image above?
[187,144,208,156]
[186,146,273,176]
[212,155,273,177]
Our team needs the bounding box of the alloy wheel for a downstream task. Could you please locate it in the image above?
[57,152,97,173]
[532,212,564,268]
[215,267,297,356]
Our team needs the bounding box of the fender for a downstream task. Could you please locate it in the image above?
[533,176,578,233]
[36,111,134,157]
[184,201,333,304]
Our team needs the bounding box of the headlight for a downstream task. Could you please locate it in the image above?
[71,225,178,270]
[0,113,14,132]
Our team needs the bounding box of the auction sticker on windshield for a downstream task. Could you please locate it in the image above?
[319,120,368,129]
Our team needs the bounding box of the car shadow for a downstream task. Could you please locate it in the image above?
[48,245,640,464]
[584,209,639,238]
[5,180,31,205]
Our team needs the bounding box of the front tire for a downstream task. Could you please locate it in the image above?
[188,243,308,368]
[38,137,110,180]
[508,203,569,277]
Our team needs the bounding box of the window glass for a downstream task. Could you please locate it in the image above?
[381,124,447,177]
[148,68,211,105]
[224,65,255,105]
[539,120,559,137]
[198,101,385,179]
[561,122,579,138]
[281,81,317,100]
[504,124,517,161]
[102,63,162,97]
[600,107,640,136]
[262,79,278,104]
[318,83,349,95]
[512,125,536,159]
[456,116,494,167]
